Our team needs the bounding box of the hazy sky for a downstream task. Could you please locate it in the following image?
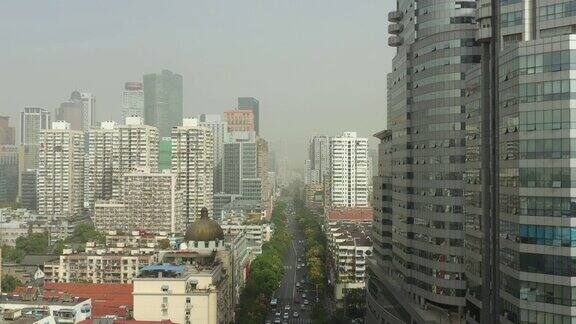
[0,0,394,167]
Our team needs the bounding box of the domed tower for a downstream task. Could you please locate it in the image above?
[181,207,224,250]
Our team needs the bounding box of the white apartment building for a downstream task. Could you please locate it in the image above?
[37,121,84,219]
[86,116,159,210]
[326,221,372,301]
[93,168,184,233]
[220,221,273,255]
[172,118,214,223]
[121,81,144,122]
[329,132,369,207]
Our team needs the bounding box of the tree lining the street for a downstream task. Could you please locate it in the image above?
[235,201,290,323]
[293,198,331,324]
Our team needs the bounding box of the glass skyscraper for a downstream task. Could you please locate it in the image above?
[143,70,183,138]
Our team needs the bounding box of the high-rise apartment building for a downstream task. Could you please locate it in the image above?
[329,132,368,208]
[37,121,84,220]
[366,1,479,323]
[0,116,15,145]
[257,137,270,201]
[224,110,255,132]
[94,167,184,233]
[200,114,229,193]
[143,70,183,138]
[121,81,144,122]
[86,116,159,210]
[172,118,214,224]
[305,135,330,185]
[238,97,260,135]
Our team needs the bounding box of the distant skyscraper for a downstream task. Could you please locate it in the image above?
[224,110,254,132]
[0,116,15,145]
[38,121,84,219]
[306,135,329,185]
[80,92,96,130]
[257,137,270,201]
[121,82,144,122]
[56,91,84,131]
[329,132,368,207]
[143,70,183,137]
[199,114,228,193]
[20,107,51,146]
[238,97,260,135]
[0,145,18,203]
[172,118,214,224]
[86,116,159,210]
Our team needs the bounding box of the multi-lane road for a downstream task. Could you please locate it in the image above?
[266,204,314,324]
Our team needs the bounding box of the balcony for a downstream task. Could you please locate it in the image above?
[388,36,403,47]
[388,10,403,22]
[388,23,403,34]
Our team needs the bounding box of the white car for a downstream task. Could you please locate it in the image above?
[283,312,289,319]
[284,304,291,311]
[293,311,299,318]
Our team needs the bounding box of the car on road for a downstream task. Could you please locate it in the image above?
[296,282,300,288]
[303,299,309,305]
[284,305,291,311]
[283,312,289,320]
[273,318,281,324]
[275,310,281,317]
[293,311,299,318]
[294,297,300,303]
[302,293,306,299]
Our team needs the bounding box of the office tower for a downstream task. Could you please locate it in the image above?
[94,167,184,233]
[222,131,261,201]
[19,170,37,211]
[462,2,576,323]
[199,114,229,193]
[121,81,144,122]
[38,121,84,220]
[238,97,260,135]
[224,109,255,132]
[0,145,18,203]
[0,116,15,145]
[306,135,330,185]
[329,132,368,208]
[86,116,159,210]
[56,91,84,130]
[257,137,270,201]
[159,137,172,171]
[366,1,479,323]
[143,70,183,138]
[20,107,51,145]
[80,92,96,130]
[172,118,214,224]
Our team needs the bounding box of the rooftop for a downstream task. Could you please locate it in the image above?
[326,207,373,221]
[44,282,133,318]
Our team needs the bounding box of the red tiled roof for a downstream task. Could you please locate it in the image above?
[44,282,133,318]
[326,208,373,221]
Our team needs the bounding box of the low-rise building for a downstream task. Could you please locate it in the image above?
[44,248,157,284]
[326,221,372,302]
[0,286,92,323]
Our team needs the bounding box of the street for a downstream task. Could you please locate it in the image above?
[266,204,313,324]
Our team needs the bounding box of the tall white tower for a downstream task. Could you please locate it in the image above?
[172,118,214,225]
[38,121,85,219]
[329,132,368,207]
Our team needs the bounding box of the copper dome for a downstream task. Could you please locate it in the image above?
[184,207,224,242]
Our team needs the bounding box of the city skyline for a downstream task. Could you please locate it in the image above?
[0,1,393,167]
